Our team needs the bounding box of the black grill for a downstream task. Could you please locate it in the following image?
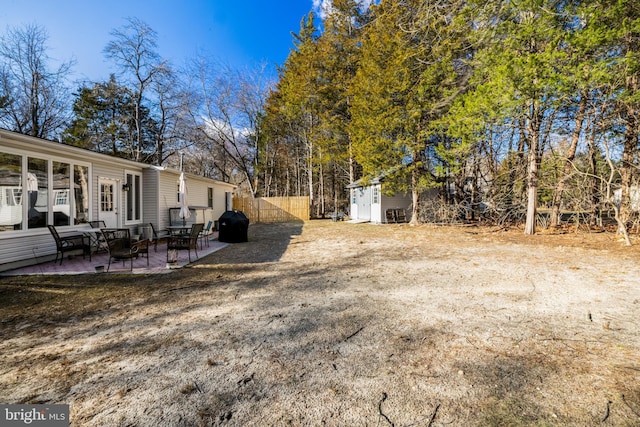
[217,210,249,243]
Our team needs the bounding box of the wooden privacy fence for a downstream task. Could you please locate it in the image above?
[232,196,310,223]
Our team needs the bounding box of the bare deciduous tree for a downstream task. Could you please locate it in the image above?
[148,63,193,166]
[104,18,165,162]
[0,24,74,139]
[186,57,271,195]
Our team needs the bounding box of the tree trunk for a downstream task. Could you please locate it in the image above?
[524,105,541,235]
[524,142,539,235]
[506,123,525,214]
[587,127,601,227]
[550,95,586,227]
[620,106,638,231]
[410,167,420,225]
[348,136,355,184]
[307,136,314,206]
[318,155,325,217]
[604,139,632,246]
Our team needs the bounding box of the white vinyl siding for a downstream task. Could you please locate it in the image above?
[0,128,236,272]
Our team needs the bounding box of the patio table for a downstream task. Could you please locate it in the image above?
[83,228,107,253]
[167,225,192,236]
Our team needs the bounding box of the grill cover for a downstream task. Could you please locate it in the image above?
[218,210,249,243]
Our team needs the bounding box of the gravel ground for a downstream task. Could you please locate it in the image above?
[1,220,640,426]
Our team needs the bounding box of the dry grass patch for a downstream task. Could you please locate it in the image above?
[1,221,640,425]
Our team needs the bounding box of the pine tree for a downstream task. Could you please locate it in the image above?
[277,13,320,202]
[63,75,156,160]
[466,0,573,234]
[311,0,367,213]
[351,0,470,223]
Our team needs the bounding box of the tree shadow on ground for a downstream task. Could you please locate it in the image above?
[203,221,304,264]
[0,221,304,326]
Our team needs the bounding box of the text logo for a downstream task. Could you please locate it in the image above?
[1,405,69,427]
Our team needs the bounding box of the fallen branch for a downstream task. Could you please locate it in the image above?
[406,403,441,427]
[378,392,394,427]
[602,400,612,422]
[427,404,440,427]
[622,394,640,418]
[345,326,364,341]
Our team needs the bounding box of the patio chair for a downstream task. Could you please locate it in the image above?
[167,223,204,263]
[150,222,171,252]
[136,236,150,267]
[89,220,106,228]
[385,209,396,223]
[101,228,148,271]
[395,209,407,223]
[47,225,92,265]
[199,220,213,249]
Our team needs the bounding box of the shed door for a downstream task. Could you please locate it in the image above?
[357,187,371,221]
[98,178,119,228]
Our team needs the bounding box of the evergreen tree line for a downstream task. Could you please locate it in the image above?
[261,0,640,237]
[2,1,640,237]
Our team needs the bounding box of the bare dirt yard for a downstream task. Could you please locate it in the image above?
[1,221,640,426]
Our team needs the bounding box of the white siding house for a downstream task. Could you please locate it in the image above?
[144,167,235,231]
[0,129,235,272]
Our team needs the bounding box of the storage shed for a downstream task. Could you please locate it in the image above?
[346,177,413,224]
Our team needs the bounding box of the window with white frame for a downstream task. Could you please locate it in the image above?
[0,150,90,231]
[125,171,142,223]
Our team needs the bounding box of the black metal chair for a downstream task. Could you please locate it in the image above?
[167,223,204,263]
[385,209,397,223]
[101,228,148,271]
[47,225,91,265]
[149,222,171,252]
[395,208,407,223]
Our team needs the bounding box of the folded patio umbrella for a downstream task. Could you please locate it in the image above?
[178,172,191,224]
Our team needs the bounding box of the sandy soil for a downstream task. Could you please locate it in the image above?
[1,221,640,426]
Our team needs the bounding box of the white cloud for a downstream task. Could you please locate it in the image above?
[312,0,333,20]
[312,0,376,21]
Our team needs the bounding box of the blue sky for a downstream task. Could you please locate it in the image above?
[0,0,318,83]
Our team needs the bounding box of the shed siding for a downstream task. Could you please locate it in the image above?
[381,192,413,223]
[350,188,358,220]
